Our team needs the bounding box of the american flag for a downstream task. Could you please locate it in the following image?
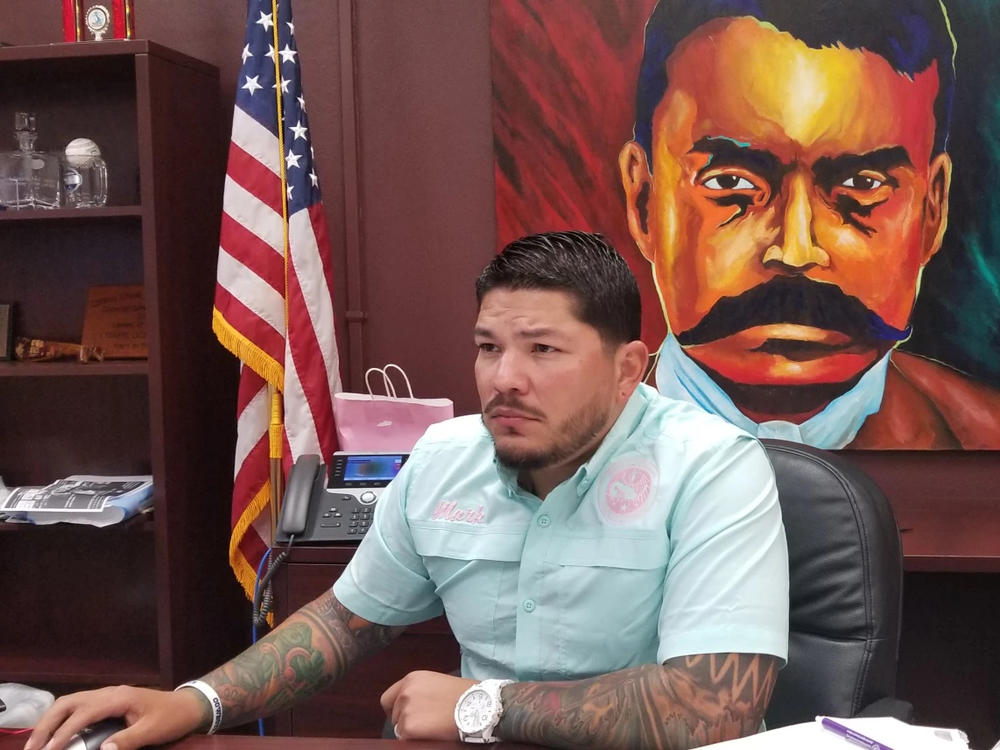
[213,0,341,601]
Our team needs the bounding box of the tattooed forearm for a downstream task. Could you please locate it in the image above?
[497,653,779,750]
[197,590,405,728]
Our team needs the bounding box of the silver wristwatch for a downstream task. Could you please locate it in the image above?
[454,678,515,743]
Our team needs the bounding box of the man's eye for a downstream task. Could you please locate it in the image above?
[533,344,556,353]
[703,174,756,190]
[477,343,498,353]
[840,174,885,190]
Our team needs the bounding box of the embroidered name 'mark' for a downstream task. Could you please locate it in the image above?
[431,500,486,524]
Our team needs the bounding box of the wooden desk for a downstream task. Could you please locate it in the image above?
[0,734,536,750]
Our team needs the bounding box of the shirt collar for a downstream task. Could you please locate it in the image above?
[575,383,652,496]
[654,333,889,449]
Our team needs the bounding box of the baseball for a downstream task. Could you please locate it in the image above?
[65,138,102,166]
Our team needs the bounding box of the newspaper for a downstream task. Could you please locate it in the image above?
[0,475,153,527]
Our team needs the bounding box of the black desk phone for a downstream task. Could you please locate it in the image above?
[275,451,408,544]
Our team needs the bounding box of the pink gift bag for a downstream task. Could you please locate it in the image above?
[333,364,454,452]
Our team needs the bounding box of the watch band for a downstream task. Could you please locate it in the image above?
[455,678,515,744]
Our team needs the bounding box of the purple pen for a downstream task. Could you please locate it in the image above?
[820,717,895,750]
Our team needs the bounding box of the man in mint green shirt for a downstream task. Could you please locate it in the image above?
[27,231,787,750]
[335,383,786,685]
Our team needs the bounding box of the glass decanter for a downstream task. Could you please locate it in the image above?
[0,112,63,210]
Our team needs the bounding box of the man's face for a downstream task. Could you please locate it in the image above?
[475,287,621,471]
[621,17,952,402]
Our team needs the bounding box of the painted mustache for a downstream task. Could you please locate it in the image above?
[675,276,911,347]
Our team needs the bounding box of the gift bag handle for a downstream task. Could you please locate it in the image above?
[364,367,397,399]
[363,364,415,399]
[382,363,415,398]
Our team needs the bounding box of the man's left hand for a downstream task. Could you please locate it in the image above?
[380,670,476,740]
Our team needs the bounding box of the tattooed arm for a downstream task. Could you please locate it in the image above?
[24,590,404,750]
[498,653,779,749]
[199,588,405,727]
[381,652,778,747]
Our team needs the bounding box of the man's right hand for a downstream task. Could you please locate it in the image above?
[24,685,208,750]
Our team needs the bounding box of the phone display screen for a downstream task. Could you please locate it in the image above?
[343,454,405,482]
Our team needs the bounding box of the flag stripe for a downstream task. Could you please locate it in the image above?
[230,105,283,175]
[218,215,285,295]
[214,278,286,362]
[226,142,284,216]
[221,176,285,255]
[219,220,285,300]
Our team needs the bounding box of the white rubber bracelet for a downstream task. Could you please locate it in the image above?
[175,680,223,735]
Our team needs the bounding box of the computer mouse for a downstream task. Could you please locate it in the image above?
[64,718,128,750]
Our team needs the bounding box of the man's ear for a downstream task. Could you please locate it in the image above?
[619,141,656,262]
[616,339,650,400]
[921,151,952,265]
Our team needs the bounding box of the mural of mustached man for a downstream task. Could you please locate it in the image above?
[492,0,1000,449]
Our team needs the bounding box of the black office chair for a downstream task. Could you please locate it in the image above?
[761,439,912,728]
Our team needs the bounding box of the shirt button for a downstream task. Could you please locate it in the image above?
[522,599,536,613]
[537,514,551,528]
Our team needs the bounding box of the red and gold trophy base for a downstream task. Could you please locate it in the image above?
[63,0,135,42]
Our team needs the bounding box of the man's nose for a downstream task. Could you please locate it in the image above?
[762,173,831,272]
[491,350,528,393]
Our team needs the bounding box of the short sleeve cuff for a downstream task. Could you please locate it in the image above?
[333,569,444,627]
[658,625,788,667]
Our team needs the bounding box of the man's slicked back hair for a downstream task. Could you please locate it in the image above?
[476,231,642,345]
[634,0,956,165]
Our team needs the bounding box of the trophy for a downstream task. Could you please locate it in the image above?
[63,0,135,42]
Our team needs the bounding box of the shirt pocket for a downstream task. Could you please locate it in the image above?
[410,522,526,662]
[545,533,669,678]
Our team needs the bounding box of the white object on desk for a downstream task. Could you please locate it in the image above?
[710,716,968,749]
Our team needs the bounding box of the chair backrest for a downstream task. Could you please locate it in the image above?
[761,439,903,728]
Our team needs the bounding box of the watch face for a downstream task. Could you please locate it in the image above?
[456,688,494,733]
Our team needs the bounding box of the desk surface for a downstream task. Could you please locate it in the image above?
[0,734,537,750]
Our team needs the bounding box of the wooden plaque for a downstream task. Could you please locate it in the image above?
[81,285,147,359]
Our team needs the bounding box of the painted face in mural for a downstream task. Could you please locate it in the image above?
[620,17,952,421]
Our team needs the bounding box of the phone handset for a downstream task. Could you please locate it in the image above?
[256,454,323,628]
[278,454,322,538]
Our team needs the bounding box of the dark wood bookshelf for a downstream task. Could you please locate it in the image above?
[0,41,246,692]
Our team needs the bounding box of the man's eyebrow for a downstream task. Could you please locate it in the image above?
[689,136,786,181]
[813,146,913,186]
[473,326,561,338]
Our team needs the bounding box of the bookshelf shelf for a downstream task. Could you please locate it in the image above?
[0,360,149,377]
[0,205,143,222]
[0,649,161,688]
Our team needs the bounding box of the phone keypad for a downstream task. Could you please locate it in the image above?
[319,505,345,530]
[308,491,379,540]
[348,506,374,535]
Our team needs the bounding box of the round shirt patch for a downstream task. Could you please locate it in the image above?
[596,455,659,525]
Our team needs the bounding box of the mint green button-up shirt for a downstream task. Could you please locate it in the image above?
[333,384,788,681]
